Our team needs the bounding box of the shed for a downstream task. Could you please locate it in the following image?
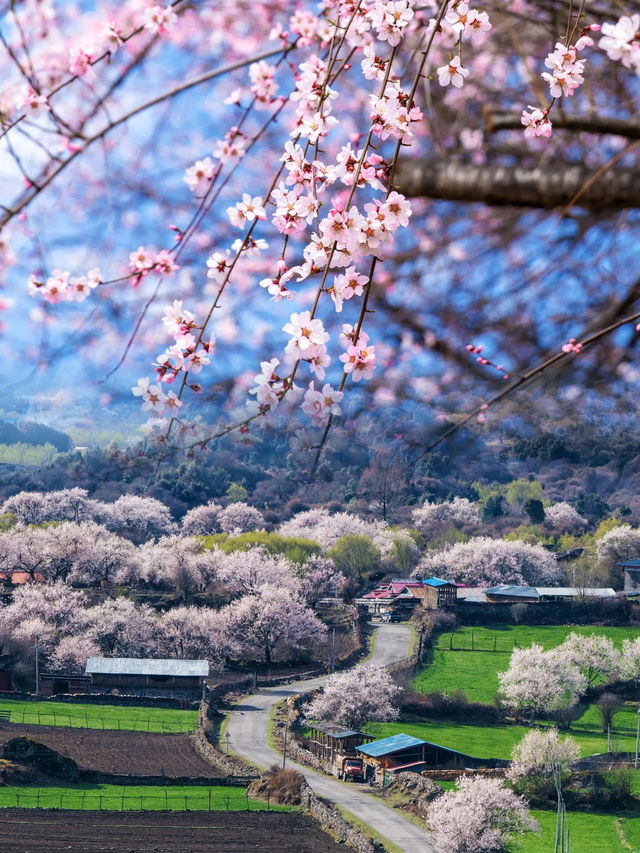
[306,723,374,764]
[85,657,209,696]
[356,733,469,777]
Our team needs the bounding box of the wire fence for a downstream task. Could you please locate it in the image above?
[0,788,274,812]
[0,708,195,733]
[435,633,520,653]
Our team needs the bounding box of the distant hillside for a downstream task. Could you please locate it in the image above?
[0,421,73,453]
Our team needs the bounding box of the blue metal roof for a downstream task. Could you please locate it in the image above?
[422,576,454,587]
[617,558,640,569]
[356,734,426,757]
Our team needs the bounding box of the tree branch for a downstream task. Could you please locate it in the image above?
[486,110,640,140]
[394,158,640,211]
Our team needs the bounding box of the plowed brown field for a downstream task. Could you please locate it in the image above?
[0,724,223,777]
[0,809,346,852]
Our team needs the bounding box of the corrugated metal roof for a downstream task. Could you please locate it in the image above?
[535,587,616,598]
[422,577,455,587]
[616,558,640,569]
[357,734,427,757]
[85,657,209,677]
[309,722,367,738]
[485,585,540,599]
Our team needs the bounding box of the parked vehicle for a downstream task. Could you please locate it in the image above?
[334,755,365,782]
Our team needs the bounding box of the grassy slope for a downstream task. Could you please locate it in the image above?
[510,810,639,853]
[0,783,293,812]
[412,625,637,704]
[0,699,197,733]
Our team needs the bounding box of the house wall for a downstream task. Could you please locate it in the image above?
[624,570,640,593]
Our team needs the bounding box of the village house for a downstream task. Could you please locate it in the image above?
[619,558,640,594]
[356,577,457,619]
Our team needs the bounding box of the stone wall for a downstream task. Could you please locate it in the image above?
[300,780,387,853]
[193,702,259,778]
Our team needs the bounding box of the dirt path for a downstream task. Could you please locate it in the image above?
[226,623,436,853]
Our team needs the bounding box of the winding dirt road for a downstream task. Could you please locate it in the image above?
[226,624,435,853]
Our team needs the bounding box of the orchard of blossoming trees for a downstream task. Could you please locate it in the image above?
[0,0,637,466]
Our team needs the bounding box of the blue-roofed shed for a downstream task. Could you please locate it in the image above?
[356,732,474,778]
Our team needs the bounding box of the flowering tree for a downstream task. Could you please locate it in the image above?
[217,502,265,535]
[84,598,159,657]
[221,584,326,665]
[280,508,395,555]
[0,0,638,463]
[412,497,479,535]
[619,637,640,685]
[427,775,539,853]
[555,632,620,687]
[543,502,589,534]
[159,606,232,669]
[303,664,401,730]
[498,643,587,717]
[181,501,224,535]
[296,555,347,605]
[596,525,640,574]
[507,728,580,784]
[414,537,560,586]
[48,635,102,674]
[215,547,299,597]
[97,495,177,542]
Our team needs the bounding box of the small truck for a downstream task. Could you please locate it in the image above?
[334,755,366,782]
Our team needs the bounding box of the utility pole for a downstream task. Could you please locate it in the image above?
[34,643,39,696]
[331,627,336,673]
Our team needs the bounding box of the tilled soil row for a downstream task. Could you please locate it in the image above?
[0,808,346,852]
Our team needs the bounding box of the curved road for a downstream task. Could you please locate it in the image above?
[226,624,434,853]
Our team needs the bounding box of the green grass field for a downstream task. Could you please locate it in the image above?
[509,809,639,853]
[0,699,197,733]
[0,783,293,812]
[364,719,638,760]
[413,625,637,704]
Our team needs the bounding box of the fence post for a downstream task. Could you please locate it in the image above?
[184,795,187,811]
[245,791,249,811]
[37,791,40,809]
[99,794,102,810]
